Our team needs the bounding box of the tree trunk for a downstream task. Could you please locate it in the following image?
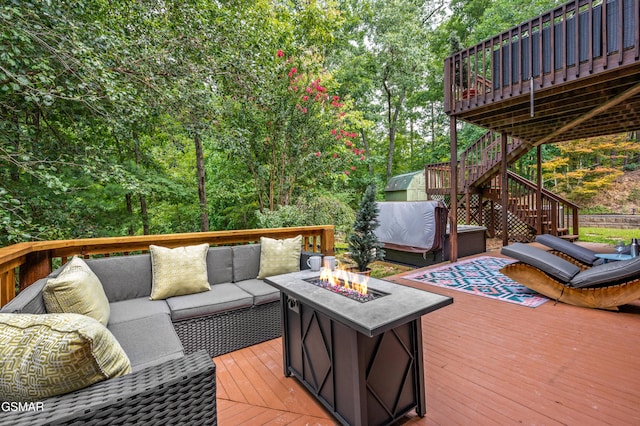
[133,132,150,235]
[383,78,406,181]
[194,133,209,231]
[360,129,374,176]
[431,102,436,145]
[125,193,134,235]
[139,195,149,235]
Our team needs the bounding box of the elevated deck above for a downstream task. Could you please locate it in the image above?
[445,0,640,144]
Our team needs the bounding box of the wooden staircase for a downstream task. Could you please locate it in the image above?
[425,131,579,242]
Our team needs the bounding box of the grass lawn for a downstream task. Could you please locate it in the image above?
[579,227,639,244]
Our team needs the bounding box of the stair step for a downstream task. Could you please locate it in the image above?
[559,234,579,242]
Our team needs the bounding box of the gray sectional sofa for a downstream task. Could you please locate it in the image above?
[1,244,313,425]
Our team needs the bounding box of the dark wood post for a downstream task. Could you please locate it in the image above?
[501,133,509,246]
[450,116,458,262]
[536,145,543,235]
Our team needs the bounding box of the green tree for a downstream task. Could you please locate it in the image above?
[218,48,364,211]
[348,184,384,272]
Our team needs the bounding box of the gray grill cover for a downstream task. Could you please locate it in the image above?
[374,201,441,251]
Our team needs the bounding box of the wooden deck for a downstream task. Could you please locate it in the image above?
[215,250,640,425]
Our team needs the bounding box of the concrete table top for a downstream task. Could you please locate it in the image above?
[265,269,453,337]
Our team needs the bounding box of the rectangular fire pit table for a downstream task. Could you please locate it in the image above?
[265,270,453,426]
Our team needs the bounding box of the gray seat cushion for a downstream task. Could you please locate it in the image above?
[86,254,152,302]
[234,278,280,305]
[535,234,599,265]
[570,256,640,288]
[501,243,581,283]
[166,283,254,321]
[108,313,184,372]
[108,297,171,325]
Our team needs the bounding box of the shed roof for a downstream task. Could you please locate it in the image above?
[385,170,423,192]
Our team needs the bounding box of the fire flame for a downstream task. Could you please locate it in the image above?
[319,266,368,295]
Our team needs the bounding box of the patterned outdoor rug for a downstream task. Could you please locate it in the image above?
[404,256,549,308]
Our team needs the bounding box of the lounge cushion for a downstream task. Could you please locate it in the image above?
[234,279,280,305]
[535,234,600,265]
[570,256,640,288]
[107,313,183,372]
[86,254,153,302]
[501,243,581,283]
[108,298,171,325]
[0,313,131,402]
[257,235,302,279]
[232,244,261,282]
[166,283,254,321]
[149,244,211,300]
[43,257,110,326]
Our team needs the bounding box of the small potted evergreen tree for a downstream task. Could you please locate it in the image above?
[347,184,385,274]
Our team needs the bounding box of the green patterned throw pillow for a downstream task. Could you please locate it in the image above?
[149,243,211,300]
[0,313,131,402]
[43,256,110,326]
[257,235,302,279]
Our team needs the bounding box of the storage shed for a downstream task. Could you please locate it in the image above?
[384,171,428,201]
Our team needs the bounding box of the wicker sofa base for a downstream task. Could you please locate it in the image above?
[4,351,216,426]
[174,301,281,357]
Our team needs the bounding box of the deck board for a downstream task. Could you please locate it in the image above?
[215,254,640,425]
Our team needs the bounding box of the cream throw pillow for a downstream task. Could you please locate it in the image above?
[257,235,302,279]
[149,243,210,300]
[43,256,110,326]
[0,313,131,402]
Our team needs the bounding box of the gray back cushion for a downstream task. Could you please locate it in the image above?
[501,243,581,283]
[232,244,261,282]
[86,254,152,302]
[207,246,233,284]
[535,234,598,265]
[570,256,640,288]
[0,278,47,314]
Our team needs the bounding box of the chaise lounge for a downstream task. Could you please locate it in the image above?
[535,233,605,268]
[500,242,640,310]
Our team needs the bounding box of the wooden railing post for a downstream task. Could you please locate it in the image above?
[1,269,16,307]
[19,250,52,291]
[320,226,335,256]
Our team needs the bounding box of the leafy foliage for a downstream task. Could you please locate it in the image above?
[1,0,633,248]
[541,134,640,202]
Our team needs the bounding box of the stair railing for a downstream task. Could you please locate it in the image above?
[425,130,527,196]
[487,171,580,236]
[459,131,525,189]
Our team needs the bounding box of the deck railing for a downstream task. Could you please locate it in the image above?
[0,225,335,307]
[445,0,639,114]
